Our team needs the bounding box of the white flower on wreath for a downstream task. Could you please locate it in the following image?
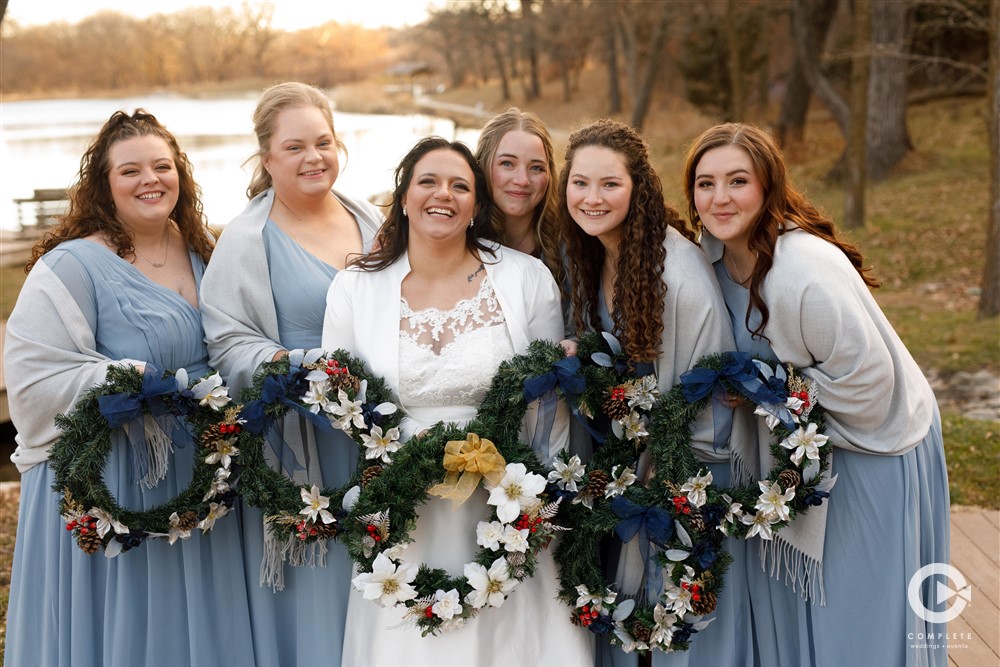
[626,375,659,411]
[500,525,529,553]
[327,388,366,431]
[680,470,713,508]
[620,411,648,441]
[650,603,678,648]
[300,484,335,524]
[719,493,743,536]
[465,557,517,608]
[662,566,697,615]
[781,422,829,467]
[89,507,128,538]
[360,425,402,463]
[191,373,231,410]
[205,440,238,469]
[755,480,794,522]
[353,552,419,607]
[741,511,775,540]
[476,520,505,550]
[575,584,617,613]
[198,502,229,533]
[487,463,547,523]
[202,467,232,502]
[547,454,585,492]
[167,511,191,545]
[301,383,330,414]
[431,588,462,620]
[614,626,649,654]
[605,465,637,498]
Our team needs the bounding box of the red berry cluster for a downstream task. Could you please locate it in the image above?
[610,387,627,401]
[296,519,320,541]
[65,515,97,534]
[219,422,242,435]
[325,359,350,377]
[365,524,382,542]
[681,581,702,602]
[577,604,600,626]
[791,390,810,411]
[424,606,435,619]
[514,513,544,533]
[672,496,691,514]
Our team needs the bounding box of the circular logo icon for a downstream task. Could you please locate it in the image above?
[907,563,971,623]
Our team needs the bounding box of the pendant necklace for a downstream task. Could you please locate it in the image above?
[134,226,170,268]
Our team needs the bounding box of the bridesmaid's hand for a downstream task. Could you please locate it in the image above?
[559,339,578,357]
[721,392,748,408]
[272,350,289,362]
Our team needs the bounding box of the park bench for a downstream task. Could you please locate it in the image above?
[13,188,69,231]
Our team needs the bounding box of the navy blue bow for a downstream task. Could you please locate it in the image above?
[98,365,177,428]
[523,356,586,404]
[611,496,674,547]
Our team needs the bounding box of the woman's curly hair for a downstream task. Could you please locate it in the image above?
[559,119,693,363]
[682,122,878,338]
[26,109,212,273]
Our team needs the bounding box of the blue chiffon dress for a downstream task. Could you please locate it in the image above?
[715,263,950,667]
[594,292,754,667]
[4,239,256,667]
[237,220,359,666]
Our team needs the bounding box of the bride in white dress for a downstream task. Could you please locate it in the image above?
[323,137,594,666]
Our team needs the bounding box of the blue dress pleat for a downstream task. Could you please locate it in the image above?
[4,239,257,667]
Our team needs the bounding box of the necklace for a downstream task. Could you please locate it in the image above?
[722,248,752,285]
[134,226,170,268]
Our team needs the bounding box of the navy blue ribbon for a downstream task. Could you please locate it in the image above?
[98,365,177,428]
[239,371,326,475]
[611,496,674,601]
[523,357,587,461]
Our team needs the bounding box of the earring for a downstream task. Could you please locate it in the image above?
[402,206,407,217]
[469,219,474,228]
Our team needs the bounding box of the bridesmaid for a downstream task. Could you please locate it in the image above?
[4,109,256,666]
[200,81,383,665]
[558,119,752,667]
[683,122,949,667]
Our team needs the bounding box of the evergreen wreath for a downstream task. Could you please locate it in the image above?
[340,340,571,637]
[553,332,834,654]
[233,348,402,546]
[51,365,240,556]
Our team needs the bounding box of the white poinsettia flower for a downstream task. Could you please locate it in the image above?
[781,422,829,467]
[663,580,695,616]
[352,553,419,607]
[620,411,648,441]
[754,404,783,431]
[381,543,409,561]
[741,511,775,540]
[680,469,713,508]
[626,375,660,411]
[360,425,402,463]
[476,520,505,550]
[650,603,677,647]
[301,384,329,414]
[575,584,617,612]
[202,467,232,501]
[719,493,743,535]
[755,480,794,522]
[500,525,529,553]
[547,454,585,491]
[300,485,335,524]
[431,588,462,620]
[614,625,649,654]
[198,502,229,532]
[167,511,191,545]
[89,507,128,538]
[328,388,366,430]
[605,465,637,498]
[464,557,517,608]
[487,463,547,523]
[191,373,231,410]
[205,440,238,469]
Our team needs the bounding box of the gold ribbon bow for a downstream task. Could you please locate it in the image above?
[428,433,507,510]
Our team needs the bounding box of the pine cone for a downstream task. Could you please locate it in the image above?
[506,552,526,568]
[602,396,631,421]
[77,530,103,555]
[691,590,717,615]
[777,469,802,491]
[176,511,200,531]
[582,470,609,499]
[312,522,339,540]
[200,426,225,448]
[361,465,384,487]
[630,620,652,643]
[330,372,360,395]
[687,509,706,532]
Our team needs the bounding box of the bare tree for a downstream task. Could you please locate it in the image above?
[844,0,871,229]
[612,0,673,129]
[775,0,838,145]
[979,0,999,318]
[605,0,622,115]
[520,0,541,101]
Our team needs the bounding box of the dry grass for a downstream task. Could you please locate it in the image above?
[0,485,18,663]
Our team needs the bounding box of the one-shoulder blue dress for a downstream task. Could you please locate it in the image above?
[4,239,256,667]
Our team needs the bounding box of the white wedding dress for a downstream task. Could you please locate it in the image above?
[341,276,594,667]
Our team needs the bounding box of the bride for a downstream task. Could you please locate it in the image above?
[323,137,594,666]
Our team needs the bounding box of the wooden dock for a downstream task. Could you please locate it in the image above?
[949,506,1000,667]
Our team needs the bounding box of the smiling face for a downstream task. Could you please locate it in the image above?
[565,145,633,249]
[489,129,550,228]
[692,144,765,252]
[107,135,179,231]
[402,148,478,247]
[262,105,340,199]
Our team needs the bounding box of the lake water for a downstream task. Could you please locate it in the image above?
[0,93,482,231]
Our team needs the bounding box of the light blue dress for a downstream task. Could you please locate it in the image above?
[595,291,753,667]
[715,263,950,667]
[238,220,360,666]
[4,239,256,667]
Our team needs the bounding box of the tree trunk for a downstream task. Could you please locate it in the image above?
[522,0,541,100]
[844,0,871,229]
[606,2,622,114]
[629,2,672,130]
[725,0,746,121]
[776,0,837,145]
[865,0,912,181]
[791,0,850,135]
[978,0,1000,319]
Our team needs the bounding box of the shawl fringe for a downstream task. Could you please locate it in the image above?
[758,532,826,606]
[259,523,329,591]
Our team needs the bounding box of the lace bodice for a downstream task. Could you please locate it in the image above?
[398,276,513,412]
